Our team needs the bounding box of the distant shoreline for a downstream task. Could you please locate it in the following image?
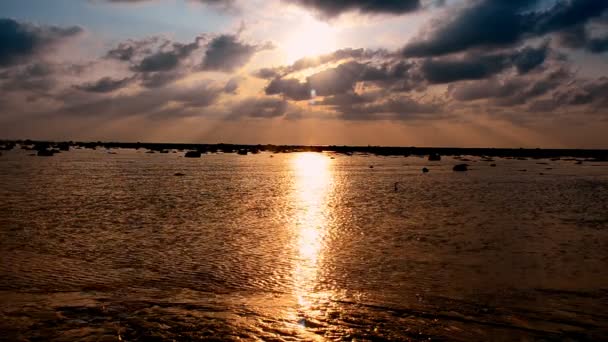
[2,139,607,159]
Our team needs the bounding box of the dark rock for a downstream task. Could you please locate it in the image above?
[0,143,16,150]
[453,164,468,172]
[490,164,497,167]
[37,149,55,157]
[184,151,202,158]
[174,173,186,176]
[428,153,441,161]
[57,142,70,151]
[422,167,429,173]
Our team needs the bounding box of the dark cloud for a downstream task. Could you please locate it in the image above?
[0,62,56,93]
[0,18,82,67]
[101,0,235,9]
[253,48,386,79]
[265,60,419,100]
[263,61,365,101]
[308,61,366,96]
[448,78,524,102]
[534,0,608,34]
[75,77,133,93]
[223,77,239,94]
[335,95,442,121]
[402,0,608,57]
[105,36,205,89]
[421,54,509,84]
[252,67,281,80]
[558,24,608,53]
[230,97,290,119]
[63,83,224,119]
[553,77,608,107]
[201,34,269,72]
[265,77,311,101]
[106,37,161,62]
[289,0,421,18]
[138,71,184,88]
[421,45,549,84]
[448,66,574,110]
[133,39,201,72]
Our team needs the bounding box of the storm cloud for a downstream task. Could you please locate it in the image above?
[0,18,82,67]
[402,0,608,57]
[289,0,422,18]
[421,44,550,84]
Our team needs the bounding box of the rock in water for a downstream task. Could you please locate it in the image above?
[422,167,429,173]
[174,172,186,176]
[453,164,468,172]
[37,149,55,157]
[184,151,201,158]
[428,153,441,161]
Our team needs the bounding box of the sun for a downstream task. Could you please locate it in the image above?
[282,16,338,64]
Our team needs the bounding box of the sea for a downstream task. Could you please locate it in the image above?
[1,148,607,341]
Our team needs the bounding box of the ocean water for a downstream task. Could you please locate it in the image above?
[1,149,607,341]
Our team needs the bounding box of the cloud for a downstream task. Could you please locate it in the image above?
[0,62,57,94]
[264,59,418,100]
[253,48,387,79]
[63,82,224,119]
[265,77,311,101]
[0,18,82,67]
[100,0,236,10]
[333,95,443,121]
[229,97,290,119]
[105,36,206,89]
[106,37,161,62]
[75,76,133,93]
[420,44,549,84]
[289,0,422,18]
[223,77,239,94]
[551,76,608,108]
[133,39,201,72]
[448,67,571,105]
[201,34,270,72]
[402,0,608,57]
[558,24,608,53]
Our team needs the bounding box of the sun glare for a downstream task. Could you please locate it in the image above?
[290,152,333,319]
[282,17,338,64]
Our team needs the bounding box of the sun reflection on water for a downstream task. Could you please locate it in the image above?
[291,152,333,325]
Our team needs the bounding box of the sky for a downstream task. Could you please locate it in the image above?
[0,0,607,148]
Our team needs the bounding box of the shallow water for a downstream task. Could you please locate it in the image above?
[1,149,607,341]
